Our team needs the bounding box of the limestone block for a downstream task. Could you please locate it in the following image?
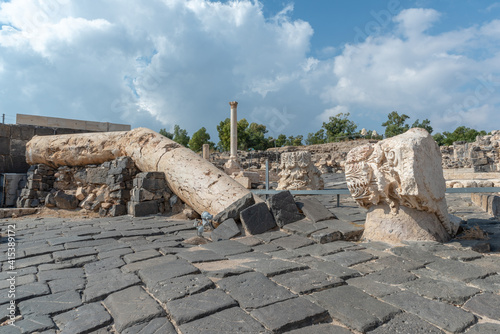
[345,128,453,243]
[277,151,324,190]
[75,187,86,201]
[234,176,251,189]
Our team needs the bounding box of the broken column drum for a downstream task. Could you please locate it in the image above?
[277,151,324,190]
[345,128,456,243]
[25,128,252,216]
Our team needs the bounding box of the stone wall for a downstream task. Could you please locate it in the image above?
[0,123,91,174]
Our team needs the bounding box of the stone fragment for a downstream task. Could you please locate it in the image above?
[83,268,141,302]
[295,196,336,223]
[121,254,178,273]
[250,297,329,333]
[403,277,480,305]
[213,192,255,224]
[464,293,500,320]
[48,277,86,293]
[84,257,125,275]
[53,303,112,334]
[18,290,82,316]
[368,312,445,334]
[242,258,308,277]
[109,203,127,216]
[366,267,417,285]
[466,323,500,333]
[54,190,78,209]
[122,318,177,334]
[177,249,226,263]
[277,151,324,190]
[103,286,164,332]
[0,283,50,305]
[14,315,55,334]
[266,191,304,227]
[200,239,252,256]
[271,269,344,294]
[149,274,215,302]
[323,250,376,267]
[345,128,455,243]
[138,259,200,287]
[75,187,86,201]
[240,202,276,234]
[127,200,158,217]
[346,277,401,298]
[166,289,237,325]
[210,218,241,241]
[271,235,315,250]
[425,258,495,282]
[123,249,161,264]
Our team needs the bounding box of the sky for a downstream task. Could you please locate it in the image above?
[0,0,499,142]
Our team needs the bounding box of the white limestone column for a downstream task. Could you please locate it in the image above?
[229,101,238,159]
[202,143,210,160]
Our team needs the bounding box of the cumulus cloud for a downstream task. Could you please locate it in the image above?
[0,0,499,140]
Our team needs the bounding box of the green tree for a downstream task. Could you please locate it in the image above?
[237,119,250,150]
[216,118,231,151]
[435,126,488,146]
[246,122,269,151]
[284,135,303,146]
[172,125,190,147]
[411,118,433,134]
[433,132,446,146]
[188,127,214,152]
[306,129,326,145]
[275,134,287,147]
[322,113,357,142]
[159,128,173,139]
[382,111,410,138]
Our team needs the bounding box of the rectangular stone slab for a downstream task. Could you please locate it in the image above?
[295,196,336,223]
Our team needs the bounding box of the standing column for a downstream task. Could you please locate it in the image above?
[202,144,210,160]
[229,101,238,159]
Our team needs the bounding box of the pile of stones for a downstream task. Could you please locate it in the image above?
[16,157,189,217]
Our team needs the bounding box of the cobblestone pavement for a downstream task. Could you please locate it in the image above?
[0,191,499,333]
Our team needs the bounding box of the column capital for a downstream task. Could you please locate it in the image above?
[229,101,238,108]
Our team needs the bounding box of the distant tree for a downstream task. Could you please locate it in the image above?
[284,135,303,146]
[172,125,190,147]
[322,113,357,142]
[216,118,231,151]
[159,128,174,139]
[306,129,326,145]
[433,132,446,146]
[435,126,488,146]
[237,119,250,150]
[382,111,410,138]
[411,118,433,134]
[188,127,214,152]
[216,118,269,151]
[275,134,287,147]
[246,122,270,151]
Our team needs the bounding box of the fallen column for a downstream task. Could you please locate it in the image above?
[25,127,252,215]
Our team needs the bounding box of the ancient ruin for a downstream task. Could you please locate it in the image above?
[277,151,324,190]
[345,128,457,243]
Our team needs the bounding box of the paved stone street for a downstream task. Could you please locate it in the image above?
[0,189,499,333]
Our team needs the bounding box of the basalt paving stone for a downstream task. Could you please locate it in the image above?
[16,254,53,269]
[366,312,445,334]
[161,224,197,234]
[93,231,123,239]
[23,244,64,257]
[97,247,134,259]
[250,297,330,333]
[71,255,98,267]
[390,246,440,265]
[271,235,315,250]
[433,248,483,261]
[0,283,50,304]
[295,196,336,223]
[281,219,329,237]
[10,315,55,333]
[319,220,364,240]
[285,323,353,334]
[402,277,480,305]
[464,293,500,320]
[122,317,177,334]
[467,256,500,273]
[466,323,500,333]
[121,255,179,273]
[199,240,253,256]
[178,307,270,334]
[83,256,125,275]
[123,249,162,264]
[346,277,401,298]
[48,277,86,293]
[298,257,361,280]
[382,291,477,333]
[52,247,98,262]
[159,246,187,255]
[194,260,254,278]
[0,274,35,289]
[293,242,365,257]
[166,288,238,325]
[37,268,84,282]
[95,242,131,252]
[310,286,401,333]
[233,236,262,247]
[176,249,227,263]
[53,302,112,334]
[242,258,308,277]
[469,275,500,294]
[349,261,387,275]
[365,267,418,285]
[138,259,200,287]
[323,251,376,267]
[269,249,306,260]
[120,228,162,237]
[271,269,344,294]
[64,238,116,249]
[217,272,297,310]
[253,243,283,253]
[425,258,496,282]
[227,251,272,262]
[369,255,425,271]
[47,235,93,246]
[253,230,289,243]
[18,290,82,316]
[103,286,164,333]
[83,268,141,302]
[149,274,215,302]
[38,262,73,271]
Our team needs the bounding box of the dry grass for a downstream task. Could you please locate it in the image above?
[456,225,490,240]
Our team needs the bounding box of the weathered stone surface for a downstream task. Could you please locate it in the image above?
[323,250,375,267]
[200,239,252,256]
[122,318,177,334]
[166,289,237,325]
[277,151,324,190]
[138,259,200,287]
[0,283,50,305]
[300,257,361,280]
[382,291,476,333]
[347,277,401,298]
[54,190,79,210]
[213,192,255,224]
[217,272,296,309]
[469,275,500,294]
[367,312,445,334]
[149,274,215,302]
[310,286,400,333]
[193,260,253,278]
[271,235,315,250]
[210,218,241,241]
[178,307,269,334]
[240,202,277,235]
[271,269,344,294]
[464,293,500,320]
[127,200,158,217]
[177,249,226,263]
[83,268,141,302]
[285,324,353,334]
[425,258,495,282]
[53,303,112,334]
[295,196,335,223]
[48,277,86,293]
[13,315,55,334]
[282,219,329,237]
[345,128,455,243]
[266,191,304,227]
[250,297,330,333]
[123,249,161,264]
[466,323,500,333]
[18,290,82,316]
[242,258,308,277]
[103,286,164,332]
[402,277,480,305]
[366,267,417,285]
[121,254,178,273]
[83,256,125,274]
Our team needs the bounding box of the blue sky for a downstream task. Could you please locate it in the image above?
[0,0,499,142]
